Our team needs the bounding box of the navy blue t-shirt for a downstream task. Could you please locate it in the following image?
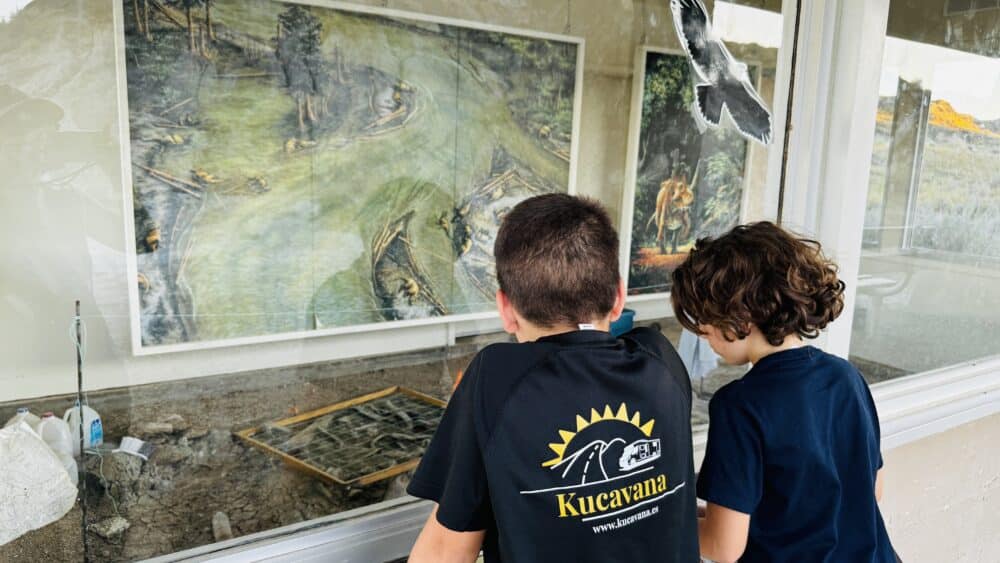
[408,328,699,563]
[697,346,896,562]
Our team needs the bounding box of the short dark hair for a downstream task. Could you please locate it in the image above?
[494,194,620,328]
[671,222,845,345]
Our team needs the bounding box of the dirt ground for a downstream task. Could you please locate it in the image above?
[0,335,494,563]
[632,247,693,269]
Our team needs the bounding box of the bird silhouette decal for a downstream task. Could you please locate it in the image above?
[670,0,773,145]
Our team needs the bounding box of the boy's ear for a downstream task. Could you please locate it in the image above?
[609,278,627,322]
[495,290,520,334]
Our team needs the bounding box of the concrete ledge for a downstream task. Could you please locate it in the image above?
[873,355,1000,450]
[143,497,431,563]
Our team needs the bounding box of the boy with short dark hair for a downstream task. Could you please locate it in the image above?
[671,221,897,563]
[408,194,699,563]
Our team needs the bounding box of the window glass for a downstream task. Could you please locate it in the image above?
[622,0,786,296]
[852,0,1000,380]
[643,0,790,431]
[0,0,792,560]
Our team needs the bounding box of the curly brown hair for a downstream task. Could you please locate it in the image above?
[670,222,845,345]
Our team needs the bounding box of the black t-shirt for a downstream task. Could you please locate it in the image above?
[697,346,896,562]
[408,328,699,563]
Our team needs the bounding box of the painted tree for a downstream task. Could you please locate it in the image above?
[172,0,204,53]
[130,0,152,41]
[475,33,576,139]
[132,0,143,36]
[276,6,326,133]
[204,0,215,41]
[698,151,743,237]
[628,55,696,249]
[640,55,694,167]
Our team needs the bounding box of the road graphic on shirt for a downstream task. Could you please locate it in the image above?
[519,403,685,531]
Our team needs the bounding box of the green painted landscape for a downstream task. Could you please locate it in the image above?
[626,51,749,295]
[123,0,577,347]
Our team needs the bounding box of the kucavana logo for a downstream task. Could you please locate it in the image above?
[542,403,659,477]
[520,404,684,530]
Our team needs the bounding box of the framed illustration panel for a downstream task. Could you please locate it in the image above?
[114,0,583,354]
[619,47,757,298]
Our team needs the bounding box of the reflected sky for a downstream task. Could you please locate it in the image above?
[879,36,1000,119]
[714,1,784,49]
[0,0,35,23]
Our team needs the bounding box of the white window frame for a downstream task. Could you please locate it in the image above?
[777,0,1000,454]
[148,1,1000,561]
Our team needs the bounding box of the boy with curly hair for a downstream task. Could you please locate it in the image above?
[671,222,897,563]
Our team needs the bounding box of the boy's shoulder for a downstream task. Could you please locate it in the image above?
[619,326,677,361]
[803,348,866,387]
[463,339,575,442]
[471,327,679,376]
[709,377,748,409]
[710,347,864,407]
[466,329,686,419]
[463,340,562,409]
[808,346,855,369]
[470,339,559,379]
[621,327,691,397]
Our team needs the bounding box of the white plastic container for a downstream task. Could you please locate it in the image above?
[4,407,41,429]
[0,421,78,545]
[63,402,103,457]
[55,450,79,486]
[35,412,74,458]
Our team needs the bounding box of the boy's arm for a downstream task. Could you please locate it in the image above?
[696,388,761,562]
[410,505,485,563]
[407,355,491,560]
[857,366,886,504]
[698,502,750,563]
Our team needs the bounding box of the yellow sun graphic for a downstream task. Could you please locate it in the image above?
[542,403,655,468]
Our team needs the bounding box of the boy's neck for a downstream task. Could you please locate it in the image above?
[516,319,612,343]
[747,331,806,364]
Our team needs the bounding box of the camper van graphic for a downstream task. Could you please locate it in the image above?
[619,438,661,471]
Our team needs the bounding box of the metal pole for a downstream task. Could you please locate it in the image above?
[75,300,85,457]
[75,300,91,563]
[777,0,803,225]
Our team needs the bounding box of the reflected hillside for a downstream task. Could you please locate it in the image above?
[869,95,1000,259]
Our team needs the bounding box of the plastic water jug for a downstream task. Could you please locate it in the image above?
[63,401,103,457]
[55,450,79,486]
[35,412,74,458]
[4,407,41,429]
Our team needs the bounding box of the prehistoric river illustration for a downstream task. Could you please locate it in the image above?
[122,0,578,347]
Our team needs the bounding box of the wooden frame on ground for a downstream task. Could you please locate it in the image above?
[235,386,446,487]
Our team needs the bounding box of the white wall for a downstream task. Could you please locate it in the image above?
[881,413,1000,562]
